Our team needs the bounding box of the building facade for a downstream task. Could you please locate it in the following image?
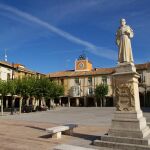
[0,61,13,80]
[0,61,45,111]
[0,61,45,81]
[47,55,150,107]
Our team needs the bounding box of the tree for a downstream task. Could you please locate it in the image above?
[0,80,8,115]
[43,80,64,108]
[0,76,64,114]
[95,84,108,107]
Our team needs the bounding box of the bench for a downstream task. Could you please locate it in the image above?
[54,144,97,150]
[46,124,78,139]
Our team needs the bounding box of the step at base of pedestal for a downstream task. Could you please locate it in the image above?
[93,139,150,150]
[100,135,150,145]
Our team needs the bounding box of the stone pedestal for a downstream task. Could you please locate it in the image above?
[94,63,150,149]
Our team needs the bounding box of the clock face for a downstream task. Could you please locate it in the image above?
[78,62,84,69]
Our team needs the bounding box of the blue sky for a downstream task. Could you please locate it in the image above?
[0,0,150,73]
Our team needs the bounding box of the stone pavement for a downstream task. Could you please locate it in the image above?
[0,107,114,126]
[0,107,150,150]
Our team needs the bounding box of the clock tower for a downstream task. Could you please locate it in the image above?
[75,54,93,71]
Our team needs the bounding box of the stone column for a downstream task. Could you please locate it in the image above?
[6,99,8,108]
[76,98,80,107]
[32,97,36,110]
[34,99,37,108]
[26,98,30,106]
[50,99,54,108]
[68,97,70,107]
[37,99,40,106]
[94,97,97,107]
[84,96,87,107]
[59,98,62,106]
[19,97,23,114]
[11,97,15,115]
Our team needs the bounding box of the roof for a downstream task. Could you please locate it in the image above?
[47,68,115,78]
[135,62,150,70]
[0,61,44,75]
[0,61,12,68]
[47,62,150,78]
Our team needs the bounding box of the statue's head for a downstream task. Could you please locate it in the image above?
[120,18,126,26]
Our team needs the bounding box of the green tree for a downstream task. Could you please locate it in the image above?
[15,76,38,112]
[39,79,64,108]
[0,80,8,115]
[95,84,108,107]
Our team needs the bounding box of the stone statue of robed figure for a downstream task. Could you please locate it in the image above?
[94,18,150,149]
[116,18,134,63]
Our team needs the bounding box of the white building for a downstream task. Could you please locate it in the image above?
[0,61,13,81]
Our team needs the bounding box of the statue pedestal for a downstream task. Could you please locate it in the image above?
[93,63,150,150]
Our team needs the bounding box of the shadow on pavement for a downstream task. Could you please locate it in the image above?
[39,134,52,139]
[71,132,99,141]
[25,125,45,131]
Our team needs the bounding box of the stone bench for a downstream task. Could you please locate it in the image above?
[54,144,97,150]
[46,124,78,139]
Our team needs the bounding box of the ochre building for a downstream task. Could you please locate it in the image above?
[47,55,150,107]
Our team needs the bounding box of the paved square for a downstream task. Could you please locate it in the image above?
[0,107,149,150]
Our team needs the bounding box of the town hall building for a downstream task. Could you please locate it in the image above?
[47,54,150,107]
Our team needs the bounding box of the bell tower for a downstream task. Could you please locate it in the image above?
[75,53,92,71]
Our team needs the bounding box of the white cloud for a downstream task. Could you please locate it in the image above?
[0,3,117,60]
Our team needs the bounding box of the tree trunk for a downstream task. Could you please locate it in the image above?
[100,98,102,107]
[1,98,3,116]
[19,97,23,114]
[32,96,36,111]
[50,99,54,108]
[26,97,30,106]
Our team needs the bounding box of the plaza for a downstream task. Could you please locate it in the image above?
[0,0,150,149]
[0,107,150,150]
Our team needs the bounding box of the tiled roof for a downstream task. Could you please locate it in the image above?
[0,61,12,67]
[135,62,150,70]
[47,62,150,78]
[47,68,115,78]
[0,61,44,75]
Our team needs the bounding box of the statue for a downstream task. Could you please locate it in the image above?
[116,19,134,63]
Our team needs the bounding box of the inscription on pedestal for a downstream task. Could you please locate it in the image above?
[115,83,135,111]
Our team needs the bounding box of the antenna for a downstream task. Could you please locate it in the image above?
[4,48,8,62]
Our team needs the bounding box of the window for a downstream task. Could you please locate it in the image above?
[70,86,80,97]
[102,76,107,84]
[139,73,145,83]
[75,78,79,84]
[60,79,64,85]
[7,73,11,80]
[88,77,92,85]
[88,87,93,95]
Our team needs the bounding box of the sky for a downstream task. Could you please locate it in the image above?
[0,0,150,74]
